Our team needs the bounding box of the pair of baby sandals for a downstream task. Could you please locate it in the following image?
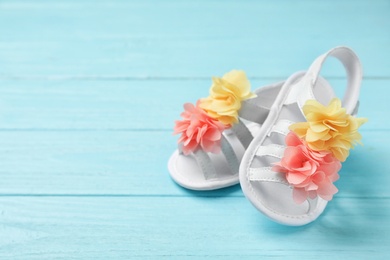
[168,46,367,226]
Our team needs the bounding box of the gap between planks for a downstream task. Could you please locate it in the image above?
[0,194,388,199]
[1,76,390,81]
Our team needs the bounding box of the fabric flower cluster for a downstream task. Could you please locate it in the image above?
[290,98,367,162]
[273,98,367,204]
[173,70,256,155]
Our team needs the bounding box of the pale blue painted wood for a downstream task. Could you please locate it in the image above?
[0,0,388,259]
[0,0,389,78]
[0,197,388,259]
[0,130,385,197]
[0,79,383,130]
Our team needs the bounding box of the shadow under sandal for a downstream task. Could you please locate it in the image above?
[168,70,284,190]
[239,46,368,226]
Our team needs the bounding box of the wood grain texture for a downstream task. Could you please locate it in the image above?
[0,78,383,130]
[0,0,388,258]
[0,197,389,259]
[0,130,384,197]
[0,0,389,78]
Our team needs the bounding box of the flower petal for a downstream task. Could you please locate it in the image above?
[290,98,367,161]
[199,70,255,125]
[174,102,225,155]
[293,188,308,204]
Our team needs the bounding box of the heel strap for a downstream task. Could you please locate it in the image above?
[302,46,362,114]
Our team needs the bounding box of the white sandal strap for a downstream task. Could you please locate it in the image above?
[255,144,285,158]
[299,46,362,114]
[221,135,240,175]
[249,167,288,184]
[351,100,360,116]
[192,149,218,180]
[231,119,253,149]
[239,101,269,124]
[177,120,255,181]
[178,134,240,180]
[269,119,294,136]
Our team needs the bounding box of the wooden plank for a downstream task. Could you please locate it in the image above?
[0,130,384,196]
[0,0,389,78]
[0,196,388,258]
[0,78,378,130]
[0,0,387,258]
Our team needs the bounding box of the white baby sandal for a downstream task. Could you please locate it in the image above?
[239,46,367,226]
[168,70,285,190]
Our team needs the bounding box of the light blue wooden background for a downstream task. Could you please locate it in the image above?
[0,0,389,258]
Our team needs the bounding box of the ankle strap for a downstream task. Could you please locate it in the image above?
[304,46,362,114]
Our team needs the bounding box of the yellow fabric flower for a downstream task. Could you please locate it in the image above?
[199,70,256,125]
[289,98,367,162]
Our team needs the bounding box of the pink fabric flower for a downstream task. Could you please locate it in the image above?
[272,132,341,204]
[173,102,226,155]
